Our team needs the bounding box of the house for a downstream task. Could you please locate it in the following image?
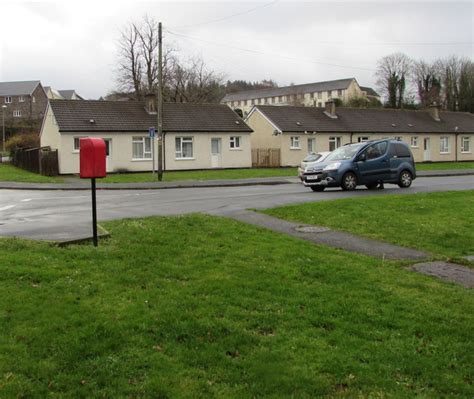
[40,97,253,174]
[44,87,84,100]
[0,80,48,123]
[222,78,377,115]
[360,86,381,103]
[245,101,474,166]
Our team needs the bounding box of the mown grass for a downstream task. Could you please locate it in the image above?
[416,161,474,170]
[0,164,63,183]
[100,167,297,183]
[0,214,473,397]
[263,190,474,260]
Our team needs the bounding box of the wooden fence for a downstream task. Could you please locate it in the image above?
[252,148,281,168]
[11,147,59,176]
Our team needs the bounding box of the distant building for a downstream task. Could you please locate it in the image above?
[0,80,48,123]
[360,86,381,103]
[222,78,378,115]
[44,87,84,100]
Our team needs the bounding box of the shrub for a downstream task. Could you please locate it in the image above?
[6,133,40,152]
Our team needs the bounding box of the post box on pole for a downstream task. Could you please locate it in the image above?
[79,138,106,246]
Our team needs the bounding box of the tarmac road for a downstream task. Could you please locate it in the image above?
[0,175,473,241]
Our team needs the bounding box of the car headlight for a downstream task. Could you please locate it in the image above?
[323,162,341,171]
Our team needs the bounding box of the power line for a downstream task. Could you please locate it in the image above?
[165,29,376,72]
[170,0,279,29]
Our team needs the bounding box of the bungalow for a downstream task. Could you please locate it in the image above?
[40,97,253,174]
[245,101,474,166]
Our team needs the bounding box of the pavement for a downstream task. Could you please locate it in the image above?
[411,262,474,289]
[226,210,428,261]
[0,168,473,191]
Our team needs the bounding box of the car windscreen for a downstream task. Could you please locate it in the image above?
[303,153,322,162]
[325,143,365,161]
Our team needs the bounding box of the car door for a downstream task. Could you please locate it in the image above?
[356,142,390,183]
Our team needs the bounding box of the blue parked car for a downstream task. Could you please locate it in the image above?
[301,139,416,192]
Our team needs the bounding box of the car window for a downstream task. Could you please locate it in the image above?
[394,143,411,158]
[303,153,322,162]
[326,143,365,161]
[363,142,388,160]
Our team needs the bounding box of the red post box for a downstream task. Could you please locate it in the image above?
[80,138,106,179]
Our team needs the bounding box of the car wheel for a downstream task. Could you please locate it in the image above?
[398,170,413,188]
[310,186,325,192]
[341,172,357,191]
[365,182,378,190]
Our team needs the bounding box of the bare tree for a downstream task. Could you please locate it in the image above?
[116,23,143,99]
[375,52,412,108]
[412,60,441,107]
[115,15,224,103]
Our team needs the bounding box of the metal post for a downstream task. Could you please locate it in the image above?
[2,105,5,153]
[152,135,155,176]
[91,178,98,247]
[157,22,163,181]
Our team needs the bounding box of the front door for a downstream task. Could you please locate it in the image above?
[104,139,112,172]
[423,138,431,161]
[356,141,390,184]
[211,138,221,168]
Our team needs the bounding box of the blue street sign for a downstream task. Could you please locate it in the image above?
[149,127,156,138]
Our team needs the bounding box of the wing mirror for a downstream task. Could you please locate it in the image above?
[357,153,366,162]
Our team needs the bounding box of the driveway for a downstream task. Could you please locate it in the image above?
[0,175,473,241]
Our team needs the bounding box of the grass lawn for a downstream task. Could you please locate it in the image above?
[416,161,474,170]
[100,167,297,183]
[0,164,62,183]
[0,214,473,397]
[263,191,474,261]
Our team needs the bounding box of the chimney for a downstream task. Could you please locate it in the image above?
[145,93,157,114]
[428,102,441,122]
[324,99,337,119]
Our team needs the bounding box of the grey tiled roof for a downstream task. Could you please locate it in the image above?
[222,78,355,102]
[58,90,84,100]
[360,86,380,97]
[0,80,40,96]
[253,105,474,134]
[49,100,252,133]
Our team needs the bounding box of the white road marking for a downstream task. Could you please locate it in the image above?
[21,198,32,202]
[0,205,15,211]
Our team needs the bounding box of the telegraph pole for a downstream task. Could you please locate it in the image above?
[157,22,164,181]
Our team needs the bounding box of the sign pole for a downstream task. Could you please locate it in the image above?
[91,177,98,247]
[152,135,155,176]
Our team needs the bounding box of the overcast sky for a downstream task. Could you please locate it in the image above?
[0,0,472,99]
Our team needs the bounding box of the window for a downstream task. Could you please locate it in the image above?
[440,136,450,154]
[19,96,25,103]
[230,136,241,149]
[358,136,369,142]
[133,136,152,159]
[32,96,36,103]
[391,142,411,158]
[327,91,331,97]
[317,92,322,99]
[175,136,193,159]
[329,136,342,151]
[318,102,323,107]
[394,136,402,141]
[337,89,343,96]
[73,137,81,151]
[279,96,283,102]
[411,136,419,148]
[5,97,12,104]
[363,141,388,160]
[13,110,21,117]
[307,138,316,154]
[290,136,300,149]
[461,136,471,153]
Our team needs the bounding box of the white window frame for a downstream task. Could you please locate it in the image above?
[307,137,316,154]
[329,136,342,151]
[32,96,36,103]
[5,97,12,104]
[13,110,21,117]
[358,136,369,142]
[439,136,450,154]
[290,136,301,150]
[461,136,471,153]
[19,96,25,103]
[73,137,82,152]
[175,136,194,160]
[230,136,241,150]
[411,136,419,148]
[132,136,152,160]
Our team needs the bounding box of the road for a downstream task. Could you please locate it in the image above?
[0,175,473,241]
